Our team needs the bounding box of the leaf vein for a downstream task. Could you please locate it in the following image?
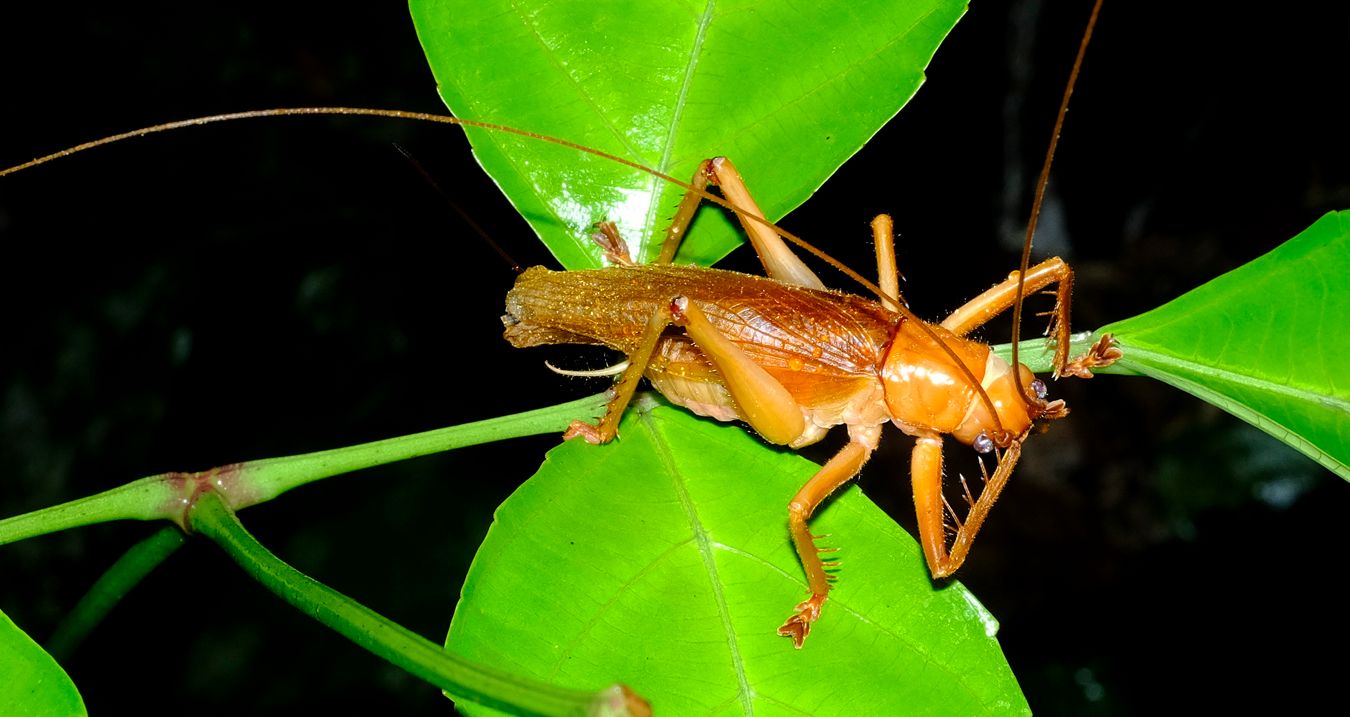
[643,409,756,716]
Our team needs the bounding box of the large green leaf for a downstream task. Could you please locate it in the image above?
[410,0,967,269]
[446,399,1027,716]
[1099,211,1350,480]
[0,609,86,717]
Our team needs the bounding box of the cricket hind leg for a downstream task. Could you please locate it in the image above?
[656,157,826,289]
[659,159,907,306]
[910,431,1023,579]
[566,295,806,447]
[778,435,875,648]
[571,182,817,444]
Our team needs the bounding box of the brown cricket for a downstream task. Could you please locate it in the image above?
[503,151,1116,646]
[501,0,1114,647]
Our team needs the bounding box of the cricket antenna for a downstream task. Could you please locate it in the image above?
[391,142,523,274]
[1011,0,1103,401]
[0,107,879,293]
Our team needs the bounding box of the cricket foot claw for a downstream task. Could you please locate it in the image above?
[563,420,606,444]
[1059,333,1121,379]
[590,221,635,266]
[777,594,827,649]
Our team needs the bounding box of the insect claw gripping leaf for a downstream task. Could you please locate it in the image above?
[777,593,828,649]
[1060,333,1123,379]
[563,420,608,445]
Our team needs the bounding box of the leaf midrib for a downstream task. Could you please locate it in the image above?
[641,407,755,715]
[1120,347,1350,479]
[1121,343,1350,409]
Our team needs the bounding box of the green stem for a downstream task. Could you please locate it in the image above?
[239,393,607,506]
[188,492,643,717]
[0,477,177,547]
[0,394,607,545]
[45,526,186,660]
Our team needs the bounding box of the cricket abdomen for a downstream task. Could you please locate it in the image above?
[503,264,899,442]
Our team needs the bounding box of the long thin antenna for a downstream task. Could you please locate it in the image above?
[1,107,886,297]
[391,142,523,274]
[1011,0,1103,398]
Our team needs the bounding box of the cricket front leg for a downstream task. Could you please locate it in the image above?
[940,258,1075,376]
[777,438,873,648]
[911,431,1023,578]
[1059,333,1122,379]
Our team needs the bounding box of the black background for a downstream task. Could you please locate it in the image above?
[2,2,1346,714]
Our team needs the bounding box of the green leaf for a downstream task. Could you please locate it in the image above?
[410,0,967,268]
[1099,210,1350,480]
[446,399,1028,716]
[0,609,86,717]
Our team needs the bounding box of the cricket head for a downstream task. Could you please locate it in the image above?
[959,355,1068,453]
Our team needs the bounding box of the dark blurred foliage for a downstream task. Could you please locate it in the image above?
[1,1,1346,714]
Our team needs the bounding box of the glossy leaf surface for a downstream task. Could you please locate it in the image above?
[0,610,85,716]
[410,0,967,269]
[446,400,1028,716]
[1100,211,1350,479]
